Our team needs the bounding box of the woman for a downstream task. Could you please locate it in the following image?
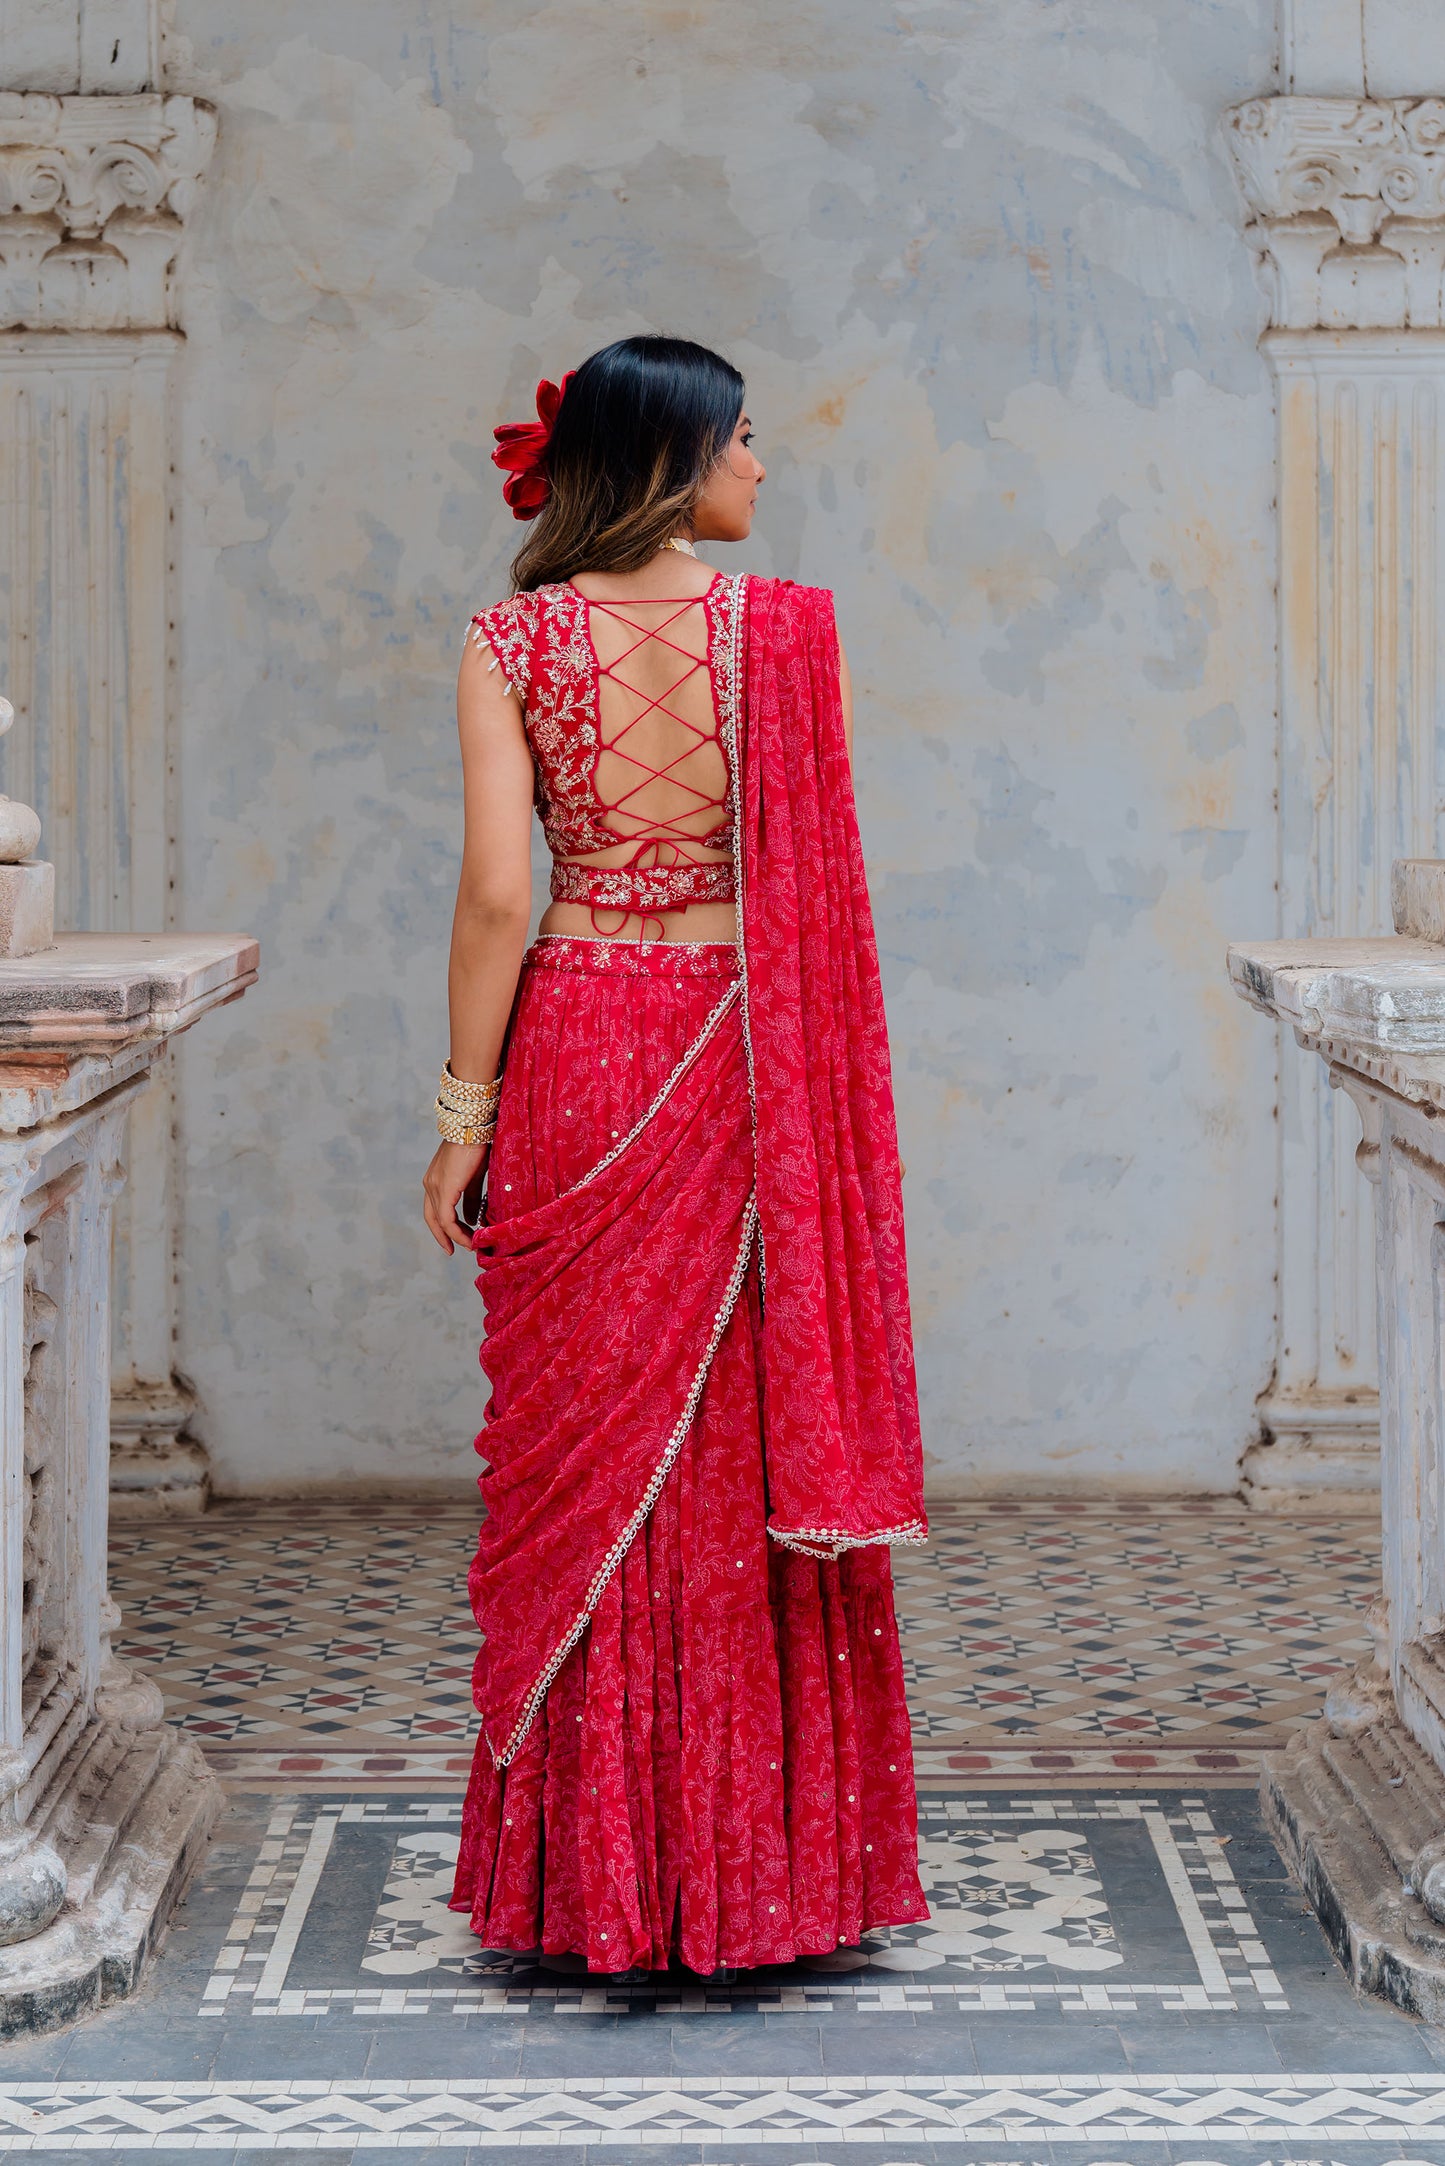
[423,335,928,1977]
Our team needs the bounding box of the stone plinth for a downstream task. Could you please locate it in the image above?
[1230,860,1445,2019]
[0,932,256,2035]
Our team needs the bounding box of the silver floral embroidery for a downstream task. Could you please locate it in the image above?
[526,582,601,854]
[513,580,737,866]
[528,933,739,975]
[550,860,735,908]
[703,574,738,838]
[469,592,541,703]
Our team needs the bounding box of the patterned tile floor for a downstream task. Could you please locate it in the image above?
[4,1498,1435,2165]
[108,1498,1379,1786]
[5,1775,1445,2161]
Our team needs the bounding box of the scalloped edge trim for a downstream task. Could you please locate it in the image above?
[767,1519,929,1560]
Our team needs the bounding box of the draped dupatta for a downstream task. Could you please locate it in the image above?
[737,575,926,1557]
[466,572,926,1770]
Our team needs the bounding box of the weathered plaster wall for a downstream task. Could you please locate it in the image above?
[166,0,1281,1497]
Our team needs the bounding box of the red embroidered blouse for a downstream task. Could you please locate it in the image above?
[468,573,741,925]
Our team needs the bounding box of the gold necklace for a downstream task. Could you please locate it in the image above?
[665,536,698,556]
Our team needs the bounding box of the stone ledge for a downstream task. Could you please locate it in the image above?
[0,928,259,1133]
[1227,935,1445,1048]
[0,932,258,1043]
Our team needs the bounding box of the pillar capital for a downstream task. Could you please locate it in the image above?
[0,91,215,332]
[1225,95,1445,329]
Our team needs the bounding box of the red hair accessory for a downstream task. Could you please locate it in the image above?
[492,371,574,520]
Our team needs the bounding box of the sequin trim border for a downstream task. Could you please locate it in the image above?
[530,934,739,954]
[524,934,741,979]
[488,1194,759,1770]
[571,977,742,1194]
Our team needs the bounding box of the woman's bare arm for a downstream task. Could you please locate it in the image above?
[422,637,536,1256]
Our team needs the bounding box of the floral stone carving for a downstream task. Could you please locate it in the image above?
[1225,97,1445,330]
[0,93,216,332]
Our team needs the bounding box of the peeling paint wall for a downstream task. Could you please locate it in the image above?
[167,0,1281,1498]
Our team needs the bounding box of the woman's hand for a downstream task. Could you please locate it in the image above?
[423,1139,490,1256]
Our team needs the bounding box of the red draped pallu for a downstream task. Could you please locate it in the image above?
[450,576,928,1971]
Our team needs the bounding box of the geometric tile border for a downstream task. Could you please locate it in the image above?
[205,1748,477,1789]
[2,2074,1445,2148]
[202,1743,1271,1789]
[198,1792,1285,2020]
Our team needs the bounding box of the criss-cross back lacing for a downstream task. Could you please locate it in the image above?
[468,574,739,939]
[565,588,731,934]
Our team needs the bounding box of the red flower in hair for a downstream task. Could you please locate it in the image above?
[492,372,575,520]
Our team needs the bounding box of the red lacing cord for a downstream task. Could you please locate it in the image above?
[571,595,729,943]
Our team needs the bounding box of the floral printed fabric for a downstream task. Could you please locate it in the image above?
[450,939,927,1972]
[737,577,927,1555]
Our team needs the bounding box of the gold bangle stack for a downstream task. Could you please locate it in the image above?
[435,1059,502,1148]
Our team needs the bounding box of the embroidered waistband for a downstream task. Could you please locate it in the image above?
[549,859,736,912]
[524,935,742,980]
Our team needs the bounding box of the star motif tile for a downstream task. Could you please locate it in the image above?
[108,1496,1378,1757]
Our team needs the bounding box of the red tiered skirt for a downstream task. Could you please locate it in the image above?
[450,936,927,1973]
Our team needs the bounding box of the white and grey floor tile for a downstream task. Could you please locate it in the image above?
[1,1502,1436,2165]
[2,1776,1442,2159]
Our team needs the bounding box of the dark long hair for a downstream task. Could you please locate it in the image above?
[510,335,745,593]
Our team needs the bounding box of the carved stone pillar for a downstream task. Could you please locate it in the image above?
[1230,860,1445,2018]
[1224,95,1445,1505]
[0,91,216,1512]
[0,929,256,2033]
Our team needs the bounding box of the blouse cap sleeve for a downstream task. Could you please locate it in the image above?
[467,592,536,703]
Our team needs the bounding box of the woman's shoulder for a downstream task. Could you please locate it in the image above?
[467,583,576,695]
[469,581,570,633]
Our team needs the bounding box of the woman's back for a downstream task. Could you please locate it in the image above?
[585,586,727,848]
[471,557,740,942]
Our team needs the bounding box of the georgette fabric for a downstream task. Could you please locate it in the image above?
[450,573,929,1972]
